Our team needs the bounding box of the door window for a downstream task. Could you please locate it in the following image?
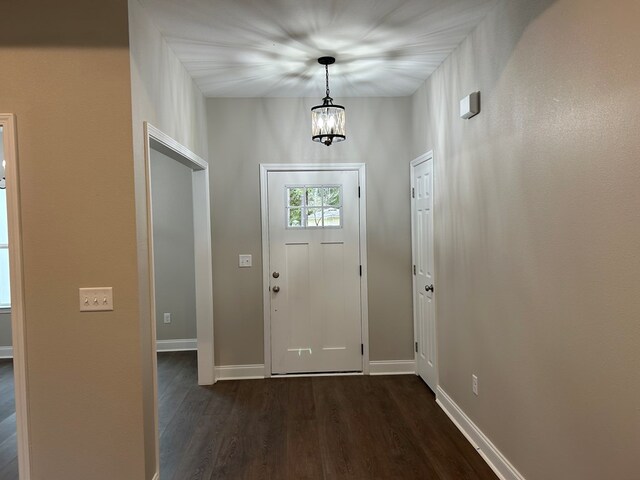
[286,185,342,228]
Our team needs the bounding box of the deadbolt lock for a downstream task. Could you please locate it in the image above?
[272,271,280,278]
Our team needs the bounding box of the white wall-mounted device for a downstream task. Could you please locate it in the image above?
[79,287,114,312]
[460,92,480,119]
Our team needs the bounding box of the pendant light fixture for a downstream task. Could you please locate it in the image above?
[311,56,345,146]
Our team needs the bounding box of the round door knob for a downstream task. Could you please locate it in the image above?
[272,286,280,293]
[272,271,280,278]
[425,284,434,292]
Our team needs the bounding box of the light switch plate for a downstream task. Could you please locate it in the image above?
[239,254,252,268]
[79,287,114,312]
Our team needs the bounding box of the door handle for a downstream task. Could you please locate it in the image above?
[272,286,280,293]
[425,284,434,293]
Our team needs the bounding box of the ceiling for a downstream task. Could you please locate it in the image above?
[139,0,497,97]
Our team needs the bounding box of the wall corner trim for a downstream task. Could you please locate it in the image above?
[369,360,416,375]
[436,387,526,480]
[0,346,13,359]
[215,364,265,381]
[156,338,197,352]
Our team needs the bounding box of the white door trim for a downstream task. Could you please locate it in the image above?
[260,163,369,377]
[410,151,438,388]
[1,113,31,479]
[143,123,215,478]
[145,122,215,386]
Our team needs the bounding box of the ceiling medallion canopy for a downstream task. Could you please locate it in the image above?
[311,56,346,146]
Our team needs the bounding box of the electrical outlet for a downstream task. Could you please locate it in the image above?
[472,374,479,396]
[239,254,252,268]
[163,312,171,324]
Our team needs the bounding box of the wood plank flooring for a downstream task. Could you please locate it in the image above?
[0,360,17,480]
[159,352,497,480]
[0,352,498,479]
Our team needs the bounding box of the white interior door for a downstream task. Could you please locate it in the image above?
[267,170,362,374]
[411,154,437,390]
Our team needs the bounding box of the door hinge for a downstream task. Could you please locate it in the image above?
[359,265,362,276]
[361,344,364,355]
[358,186,361,198]
[412,187,415,198]
[413,265,416,275]
[415,341,418,353]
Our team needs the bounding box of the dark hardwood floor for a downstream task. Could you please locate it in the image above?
[0,352,498,479]
[0,359,17,480]
[159,351,497,480]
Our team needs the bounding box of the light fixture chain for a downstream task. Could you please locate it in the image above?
[325,64,330,97]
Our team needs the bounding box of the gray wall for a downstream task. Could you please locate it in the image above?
[150,149,197,341]
[411,0,640,478]
[207,97,413,366]
[0,313,10,347]
[128,0,209,475]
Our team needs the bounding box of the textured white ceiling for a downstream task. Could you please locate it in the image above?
[139,0,497,97]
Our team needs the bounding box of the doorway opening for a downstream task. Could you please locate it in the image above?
[150,140,199,354]
[143,123,215,477]
[145,123,214,385]
[260,164,369,377]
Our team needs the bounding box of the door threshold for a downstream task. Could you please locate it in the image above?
[271,370,363,378]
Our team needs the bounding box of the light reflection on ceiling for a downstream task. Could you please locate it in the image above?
[139,0,497,97]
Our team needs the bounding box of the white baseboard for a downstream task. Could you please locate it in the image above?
[215,364,265,381]
[436,386,526,480]
[272,372,363,378]
[214,361,415,380]
[156,338,197,352]
[369,360,415,375]
[0,346,13,359]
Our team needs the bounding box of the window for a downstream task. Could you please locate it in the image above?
[0,189,9,308]
[287,185,342,228]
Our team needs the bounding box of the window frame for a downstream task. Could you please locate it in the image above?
[284,184,343,229]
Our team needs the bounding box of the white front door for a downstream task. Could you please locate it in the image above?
[267,170,362,374]
[411,154,437,391]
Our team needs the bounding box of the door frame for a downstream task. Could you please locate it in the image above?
[144,122,215,386]
[259,163,369,377]
[1,114,31,479]
[143,122,216,476]
[410,151,438,387]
